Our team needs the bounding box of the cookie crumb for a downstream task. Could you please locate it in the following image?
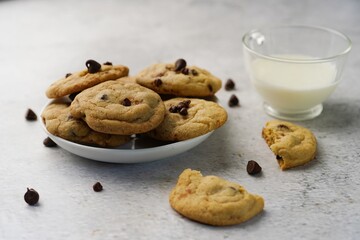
[25,109,37,121]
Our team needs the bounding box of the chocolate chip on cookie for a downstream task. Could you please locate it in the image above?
[154,78,162,87]
[65,73,72,78]
[25,108,37,121]
[181,68,189,75]
[121,98,131,106]
[174,59,187,72]
[179,107,188,116]
[86,59,102,73]
[191,69,198,76]
[103,61,113,66]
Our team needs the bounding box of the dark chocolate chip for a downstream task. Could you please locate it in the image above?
[93,182,103,192]
[43,137,57,147]
[247,160,262,175]
[24,188,39,205]
[25,109,37,121]
[276,155,282,160]
[122,98,131,106]
[169,105,178,113]
[85,59,102,73]
[182,100,191,108]
[103,61,113,66]
[100,94,108,100]
[228,94,239,107]
[191,69,198,76]
[225,78,235,90]
[154,78,163,87]
[174,59,187,72]
[277,124,290,130]
[179,107,188,116]
[207,84,213,92]
[65,73,72,78]
[69,92,80,101]
[181,68,189,75]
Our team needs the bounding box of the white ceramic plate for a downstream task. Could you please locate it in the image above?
[40,104,213,163]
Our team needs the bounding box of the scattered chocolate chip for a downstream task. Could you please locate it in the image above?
[25,109,37,121]
[65,73,72,78]
[179,107,188,116]
[100,94,108,100]
[247,160,262,175]
[24,188,39,205]
[93,182,103,192]
[174,59,187,72]
[69,92,80,101]
[169,105,178,113]
[122,98,131,106]
[103,61,113,66]
[181,68,189,75]
[190,69,198,76]
[43,137,57,147]
[154,78,163,87]
[228,94,239,107]
[85,59,101,73]
[225,78,235,90]
[207,84,213,92]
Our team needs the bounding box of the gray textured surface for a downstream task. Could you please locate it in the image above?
[0,0,359,239]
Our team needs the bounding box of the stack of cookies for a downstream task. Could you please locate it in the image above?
[42,59,228,147]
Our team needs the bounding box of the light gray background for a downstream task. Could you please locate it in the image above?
[0,0,359,239]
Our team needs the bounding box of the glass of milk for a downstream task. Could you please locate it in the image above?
[242,25,352,120]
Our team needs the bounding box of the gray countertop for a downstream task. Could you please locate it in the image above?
[1,0,359,239]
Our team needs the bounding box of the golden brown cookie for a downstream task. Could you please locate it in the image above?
[46,60,129,98]
[135,59,222,97]
[169,169,265,226]
[147,98,227,141]
[70,80,165,135]
[262,120,317,170]
[41,102,130,147]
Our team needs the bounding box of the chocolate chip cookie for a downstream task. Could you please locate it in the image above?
[46,60,129,98]
[70,81,165,135]
[41,102,130,147]
[262,120,317,170]
[135,59,222,97]
[147,98,227,141]
[169,169,265,226]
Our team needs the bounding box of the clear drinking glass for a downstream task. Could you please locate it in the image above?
[242,25,352,121]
